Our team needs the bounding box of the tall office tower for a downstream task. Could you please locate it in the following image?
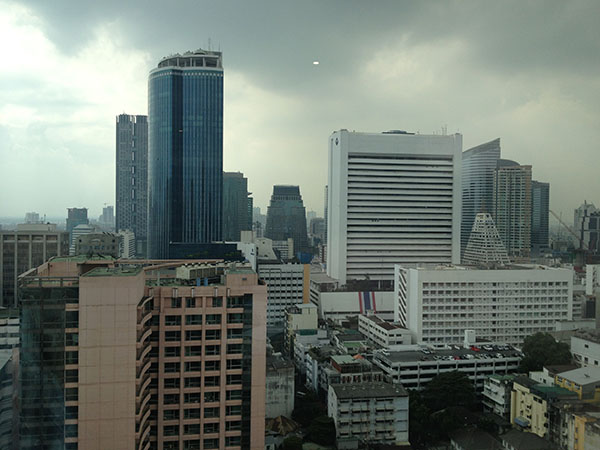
[461,138,501,257]
[265,186,309,253]
[19,257,267,450]
[0,223,69,306]
[116,114,148,256]
[574,202,600,252]
[492,160,532,258]
[462,213,510,266]
[324,185,328,245]
[148,50,224,259]
[66,208,88,246]
[223,172,253,241]
[531,180,550,255]
[327,130,462,284]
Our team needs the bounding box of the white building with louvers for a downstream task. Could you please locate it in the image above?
[394,264,572,345]
[327,130,462,284]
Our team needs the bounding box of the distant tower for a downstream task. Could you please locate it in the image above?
[531,181,550,256]
[66,208,89,253]
[492,160,532,258]
[147,49,224,259]
[223,172,252,241]
[116,114,148,256]
[461,138,501,257]
[463,213,510,265]
[265,186,309,253]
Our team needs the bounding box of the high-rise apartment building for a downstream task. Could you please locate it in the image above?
[327,130,462,284]
[116,114,148,256]
[492,160,532,258]
[462,212,510,266]
[223,172,252,241]
[461,138,501,257]
[265,186,309,253]
[531,180,550,255]
[0,223,69,306]
[18,257,267,450]
[148,50,224,259]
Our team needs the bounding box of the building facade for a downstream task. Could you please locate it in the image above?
[531,180,550,256]
[357,314,411,347]
[461,138,501,257]
[148,50,224,259]
[0,224,70,307]
[116,114,148,256]
[18,257,267,450]
[493,161,532,258]
[74,232,119,257]
[395,265,572,345]
[258,263,309,328]
[223,172,252,242]
[264,186,309,254]
[66,208,88,253]
[327,130,462,284]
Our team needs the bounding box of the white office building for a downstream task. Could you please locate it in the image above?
[571,330,600,368]
[328,382,409,446]
[395,264,572,345]
[327,130,462,284]
[357,314,411,348]
[259,263,308,327]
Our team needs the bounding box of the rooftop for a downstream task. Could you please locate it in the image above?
[557,366,600,385]
[574,329,600,345]
[362,314,405,331]
[380,344,521,364]
[330,382,407,400]
[83,266,143,277]
[450,429,503,450]
[501,429,560,450]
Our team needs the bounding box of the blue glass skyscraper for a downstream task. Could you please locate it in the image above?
[148,49,224,259]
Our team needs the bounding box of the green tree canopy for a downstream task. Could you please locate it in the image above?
[306,415,336,446]
[421,370,476,412]
[282,435,303,450]
[519,332,572,372]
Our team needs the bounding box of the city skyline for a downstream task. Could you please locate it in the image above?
[1,1,599,219]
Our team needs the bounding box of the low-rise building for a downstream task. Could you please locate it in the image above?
[358,314,411,348]
[293,329,329,375]
[483,374,517,419]
[285,303,318,356]
[306,346,339,394]
[501,429,560,450]
[74,231,118,257]
[555,366,600,401]
[328,382,409,447]
[572,330,600,368]
[372,344,522,391]
[266,355,295,419]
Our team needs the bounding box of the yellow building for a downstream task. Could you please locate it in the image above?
[554,366,600,402]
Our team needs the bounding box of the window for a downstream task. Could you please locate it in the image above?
[66,333,78,346]
[185,345,202,356]
[164,409,180,420]
[204,407,220,418]
[227,374,242,385]
[205,360,220,371]
[184,408,201,419]
[65,351,78,365]
[184,440,201,450]
[165,331,181,342]
[65,369,78,383]
[184,424,200,435]
[227,313,243,324]
[204,376,220,387]
[226,405,242,416]
[165,315,181,326]
[186,297,196,308]
[205,329,221,340]
[226,436,241,447]
[227,343,242,354]
[226,420,242,431]
[211,297,222,308]
[163,425,178,436]
[226,390,242,401]
[186,330,202,341]
[66,311,79,328]
[205,314,221,325]
[164,442,179,450]
[185,377,201,388]
[185,361,201,372]
[164,362,179,373]
[227,296,243,308]
[205,345,220,355]
[227,328,243,339]
[204,439,219,449]
[164,378,180,389]
[185,314,202,325]
[65,406,78,420]
[65,424,78,438]
[165,346,181,357]
[184,392,201,404]
[171,298,182,308]
[204,422,219,433]
[204,391,220,403]
[164,394,179,405]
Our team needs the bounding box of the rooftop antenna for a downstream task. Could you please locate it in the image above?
[208,38,212,51]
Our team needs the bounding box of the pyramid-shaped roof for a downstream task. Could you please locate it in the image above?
[463,213,510,266]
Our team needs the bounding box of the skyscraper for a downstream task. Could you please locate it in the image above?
[66,208,88,250]
[462,212,510,266]
[223,172,252,241]
[461,138,501,257]
[116,114,148,255]
[265,186,309,254]
[148,49,224,259]
[327,130,462,284]
[531,180,550,255]
[492,160,532,258]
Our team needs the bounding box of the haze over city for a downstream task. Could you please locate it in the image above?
[1,0,599,219]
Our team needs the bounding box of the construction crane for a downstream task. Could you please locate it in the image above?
[550,209,588,251]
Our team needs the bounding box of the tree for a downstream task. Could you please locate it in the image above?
[283,436,303,450]
[421,370,476,412]
[292,390,325,427]
[306,415,336,446]
[519,332,571,372]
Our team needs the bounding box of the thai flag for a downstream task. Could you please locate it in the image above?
[359,292,377,314]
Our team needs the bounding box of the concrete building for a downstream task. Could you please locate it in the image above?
[285,303,318,355]
[462,212,510,266]
[69,223,96,255]
[0,223,70,306]
[293,329,329,375]
[265,186,309,254]
[18,257,267,450]
[372,344,521,391]
[327,130,462,284]
[98,205,115,231]
[357,314,411,347]
[574,202,600,252]
[223,172,252,242]
[395,264,572,345]
[66,208,88,237]
[309,217,326,247]
[555,366,600,401]
[24,212,40,224]
[116,114,148,256]
[493,161,532,258]
[74,232,119,257]
[328,382,409,446]
[483,374,517,419]
[265,355,294,419]
[117,229,136,258]
[148,50,224,259]
[259,263,309,328]
[0,349,17,450]
[572,330,600,368]
[531,180,550,256]
[461,138,501,257]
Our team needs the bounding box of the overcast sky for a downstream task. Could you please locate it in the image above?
[1,0,599,222]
